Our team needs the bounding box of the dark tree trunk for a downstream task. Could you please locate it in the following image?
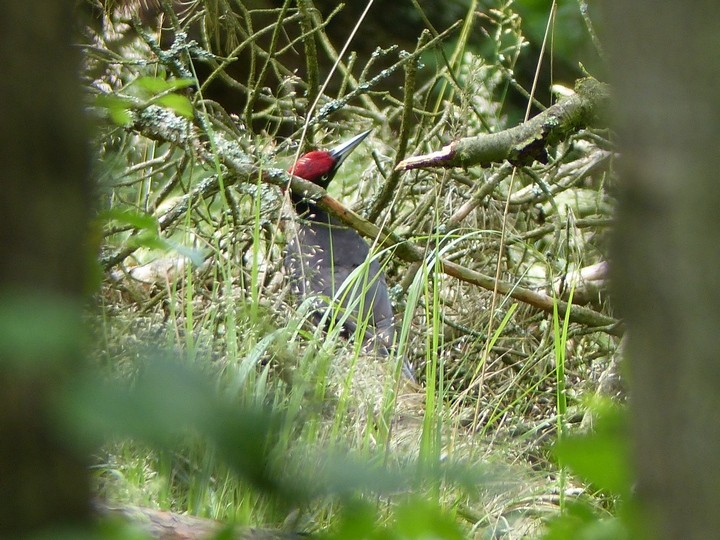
[603,2,720,538]
[0,1,92,534]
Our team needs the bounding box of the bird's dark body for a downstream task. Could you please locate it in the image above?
[284,131,414,381]
[285,204,395,353]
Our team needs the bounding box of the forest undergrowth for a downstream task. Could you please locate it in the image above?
[86,0,623,537]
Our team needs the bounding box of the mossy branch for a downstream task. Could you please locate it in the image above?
[396,77,611,171]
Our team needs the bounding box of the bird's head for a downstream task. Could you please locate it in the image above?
[288,130,371,189]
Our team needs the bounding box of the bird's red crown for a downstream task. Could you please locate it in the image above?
[288,151,335,184]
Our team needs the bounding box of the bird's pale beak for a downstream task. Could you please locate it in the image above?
[328,129,372,169]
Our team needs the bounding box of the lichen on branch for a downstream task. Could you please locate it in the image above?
[396,77,610,170]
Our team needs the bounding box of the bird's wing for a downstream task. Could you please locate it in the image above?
[285,223,415,381]
[286,223,390,330]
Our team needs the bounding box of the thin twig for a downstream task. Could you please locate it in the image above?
[297,0,319,144]
[366,31,430,222]
[243,0,293,129]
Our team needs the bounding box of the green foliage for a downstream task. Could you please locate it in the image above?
[320,498,463,540]
[95,94,135,126]
[101,208,159,231]
[134,76,195,94]
[541,500,627,540]
[542,401,632,539]
[83,0,618,537]
[555,401,631,498]
[60,355,285,494]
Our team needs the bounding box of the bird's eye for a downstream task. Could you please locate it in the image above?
[320,174,329,182]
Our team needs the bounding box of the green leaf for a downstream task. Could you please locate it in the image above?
[554,404,631,496]
[168,241,206,267]
[108,107,133,126]
[542,500,628,540]
[95,94,134,108]
[124,234,205,267]
[394,498,464,540]
[60,355,217,448]
[322,499,378,540]
[94,94,135,126]
[100,208,158,230]
[135,76,194,94]
[156,93,194,118]
[58,354,285,496]
[126,232,172,252]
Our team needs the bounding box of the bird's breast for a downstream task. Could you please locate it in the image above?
[291,221,371,268]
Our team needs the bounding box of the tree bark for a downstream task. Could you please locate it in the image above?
[0,1,92,534]
[603,2,720,538]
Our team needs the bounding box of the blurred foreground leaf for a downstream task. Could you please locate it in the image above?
[58,354,285,496]
[541,500,627,540]
[543,401,632,539]
[554,401,631,497]
[319,497,464,540]
[0,291,83,371]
